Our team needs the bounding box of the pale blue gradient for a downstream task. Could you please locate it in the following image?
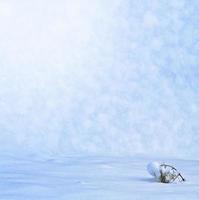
[0,0,198,159]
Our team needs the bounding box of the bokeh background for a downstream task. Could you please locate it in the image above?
[0,0,198,159]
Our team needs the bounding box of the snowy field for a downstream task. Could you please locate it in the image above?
[0,155,199,200]
[0,0,199,199]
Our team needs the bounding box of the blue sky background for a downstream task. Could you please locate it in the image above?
[0,0,198,159]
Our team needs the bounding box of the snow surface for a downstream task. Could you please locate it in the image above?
[0,155,199,200]
[147,161,161,178]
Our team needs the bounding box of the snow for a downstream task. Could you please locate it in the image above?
[147,161,161,178]
[0,0,199,198]
[0,155,199,200]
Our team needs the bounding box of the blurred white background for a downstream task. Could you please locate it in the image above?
[0,0,198,159]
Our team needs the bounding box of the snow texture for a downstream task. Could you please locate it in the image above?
[0,155,199,200]
[147,161,161,178]
[0,0,199,159]
[1,1,198,198]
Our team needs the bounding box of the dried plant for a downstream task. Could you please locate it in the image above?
[159,164,186,183]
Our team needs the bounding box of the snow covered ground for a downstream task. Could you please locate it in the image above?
[0,0,199,199]
[0,154,199,200]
